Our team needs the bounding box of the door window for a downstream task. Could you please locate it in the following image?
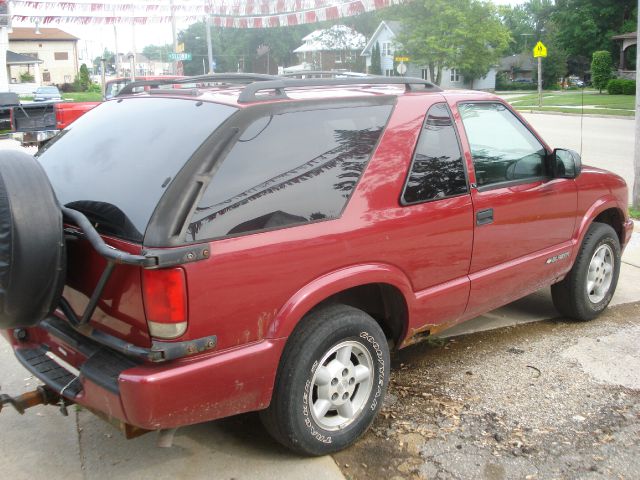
[402,103,467,204]
[459,103,546,187]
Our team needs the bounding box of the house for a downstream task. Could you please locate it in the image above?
[499,53,536,82]
[360,20,496,90]
[9,27,79,85]
[612,32,636,80]
[117,53,172,78]
[293,25,366,72]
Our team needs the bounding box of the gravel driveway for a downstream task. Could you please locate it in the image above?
[333,302,640,480]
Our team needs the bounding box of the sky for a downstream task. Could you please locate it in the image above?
[10,0,528,62]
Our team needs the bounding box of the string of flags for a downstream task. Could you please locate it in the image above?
[5,0,406,28]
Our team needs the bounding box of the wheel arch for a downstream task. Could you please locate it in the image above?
[266,263,413,348]
[574,196,626,249]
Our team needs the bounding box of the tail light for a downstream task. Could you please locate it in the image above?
[142,268,188,339]
[54,104,64,129]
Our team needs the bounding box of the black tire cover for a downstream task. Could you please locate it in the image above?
[0,149,65,329]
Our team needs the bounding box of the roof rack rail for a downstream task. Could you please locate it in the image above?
[116,73,280,97]
[237,76,442,103]
[281,71,371,78]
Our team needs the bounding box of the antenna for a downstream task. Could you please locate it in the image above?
[580,83,584,157]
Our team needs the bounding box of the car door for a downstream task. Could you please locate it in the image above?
[454,101,578,317]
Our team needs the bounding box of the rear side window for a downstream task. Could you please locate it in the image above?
[402,103,467,204]
[188,105,392,241]
[38,98,235,242]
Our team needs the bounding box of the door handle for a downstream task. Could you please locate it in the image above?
[476,208,494,225]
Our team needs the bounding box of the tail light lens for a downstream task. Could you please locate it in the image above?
[142,268,188,339]
[54,104,64,129]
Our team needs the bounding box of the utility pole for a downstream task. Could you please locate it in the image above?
[131,23,136,80]
[113,9,119,77]
[538,56,542,108]
[0,1,9,92]
[170,0,178,74]
[634,0,640,208]
[205,15,214,73]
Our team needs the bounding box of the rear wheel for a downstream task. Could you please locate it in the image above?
[0,150,65,329]
[551,222,620,321]
[260,304,389,456]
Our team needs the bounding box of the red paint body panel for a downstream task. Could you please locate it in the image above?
[2,86,631,432]
[55,102,100,129]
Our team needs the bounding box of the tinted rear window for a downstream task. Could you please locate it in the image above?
[38,97,236,241]
[188,104,392,241]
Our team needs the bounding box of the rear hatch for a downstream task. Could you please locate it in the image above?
[37,96,236,346]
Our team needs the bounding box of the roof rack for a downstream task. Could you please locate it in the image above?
[281,71,371,78]
[116,73,280,97]
[237,76,442,103]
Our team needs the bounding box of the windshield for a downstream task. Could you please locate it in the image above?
[38,97,236,242]
[37,87,59,94]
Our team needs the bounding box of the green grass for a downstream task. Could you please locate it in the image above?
[61,92,102,102]
[630,207,640,220]
[506,91,635,116]
[514,106,635,117]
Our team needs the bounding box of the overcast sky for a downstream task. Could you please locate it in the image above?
[11,0,528,62]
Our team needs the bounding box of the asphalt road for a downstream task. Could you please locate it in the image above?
[521,112,635,195]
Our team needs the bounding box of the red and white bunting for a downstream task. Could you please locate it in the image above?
[10,0,406,27]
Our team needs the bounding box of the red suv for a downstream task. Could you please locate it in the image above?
[0,74,633,455]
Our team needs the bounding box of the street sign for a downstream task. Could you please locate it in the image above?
[396,63,407,75]
[169,52,192,61]
[533,41,547,58]
[395,56,410,62]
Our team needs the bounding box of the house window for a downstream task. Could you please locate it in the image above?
[450,69,460,82]
[421,68,429,81]
[384,69,394,77]
[42,71,51,82]
[54,52,69,61]
[335,51,343,64]
[345,51,356,63]
[382,42,392,57]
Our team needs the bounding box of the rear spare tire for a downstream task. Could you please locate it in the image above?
[0,150,65,329]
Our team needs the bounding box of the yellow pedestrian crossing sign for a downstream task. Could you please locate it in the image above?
[533,41,547,58]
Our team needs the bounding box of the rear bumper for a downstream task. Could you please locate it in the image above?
[3,318,284,430]
[12,130,58,145]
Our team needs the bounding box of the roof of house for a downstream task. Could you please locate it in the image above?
[6,50,43,65]
[612,31,637,40]
[499,53,536,72]
[361,21,403,56]
[9,27,79,41]
[293,25,365,53]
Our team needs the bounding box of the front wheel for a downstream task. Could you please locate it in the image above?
[551,222,621,321]
[260,304,390,456]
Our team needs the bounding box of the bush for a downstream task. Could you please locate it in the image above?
[57,82,75,93]
[607,79,636,95]
[88,83,102,93]
[591,51,613,93]
[19,71,34,83]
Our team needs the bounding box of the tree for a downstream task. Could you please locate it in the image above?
[553,0,636,61]
[74,64,91,91]
[591,50,613,93]
[498,4,535,55]
[370,42,382,75]
[142,44,172,62]
[392,0,510,86]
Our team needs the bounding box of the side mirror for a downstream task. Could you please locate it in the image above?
[551,148,581,179]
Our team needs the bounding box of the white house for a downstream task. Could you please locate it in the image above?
[293,25,366,72]
[361,21,496,90]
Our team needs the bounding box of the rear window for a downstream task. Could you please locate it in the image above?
[38,97,236,242]
[187,104,392,241]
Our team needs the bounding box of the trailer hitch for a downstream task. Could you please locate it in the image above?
[0,385,61,415]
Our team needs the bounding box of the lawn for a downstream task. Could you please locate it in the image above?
[506,91,635,116]
[61,92,103,102]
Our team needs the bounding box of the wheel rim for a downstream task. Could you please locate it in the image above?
[586,244,614,303]
[309,340,374,431]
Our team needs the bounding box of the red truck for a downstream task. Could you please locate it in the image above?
[0,74,633,456]
[11,76,182,148]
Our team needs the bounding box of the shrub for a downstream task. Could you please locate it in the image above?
[88,83,102,93]
[591,51,613,93]
[607,79,636,95]
[622,79,636,95]
[19,71,34,83]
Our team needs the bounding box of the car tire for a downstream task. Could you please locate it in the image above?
[551,222,621,321]
[260,303,390,456]
[0,150,66,329]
